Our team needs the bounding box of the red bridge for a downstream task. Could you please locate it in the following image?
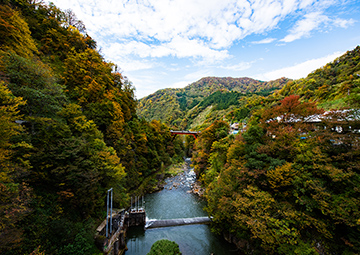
[170,130,200,139]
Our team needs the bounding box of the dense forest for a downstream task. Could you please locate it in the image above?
[137,77,290,129]
[1,0,360,254]
[138,47,360,132]
[278,46,360,109]
[191,47,360,254]
[0,1,183,254]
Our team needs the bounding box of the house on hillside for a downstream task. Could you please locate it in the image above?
[267,109,360,144]
[230,122,239,134]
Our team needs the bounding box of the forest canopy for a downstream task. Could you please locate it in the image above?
[0,1,183,254]
[188,46,360,255]
[192,94,360,253]
[1,0,360,254]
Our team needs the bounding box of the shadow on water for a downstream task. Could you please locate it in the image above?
[125,160,240,255]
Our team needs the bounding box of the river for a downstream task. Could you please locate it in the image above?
[125,159,239,255]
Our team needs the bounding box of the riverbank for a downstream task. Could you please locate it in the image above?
[164,161,206,196]
[130,161,183,195]
[189,181,205,196]
[165,162,187,176]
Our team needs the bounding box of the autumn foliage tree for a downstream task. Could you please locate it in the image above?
[0,4,37,58]
[0,81,32,252]
[259,95,324,160]
[197,95,360,254]
[0,1,184,254]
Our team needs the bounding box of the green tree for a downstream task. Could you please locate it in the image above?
[192,120,229,178]
[147,239,181,255]
[1,51,67,120]
[0,81,32,253]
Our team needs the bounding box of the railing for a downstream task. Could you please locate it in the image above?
[96,195,147,254]
[170,130,200,139]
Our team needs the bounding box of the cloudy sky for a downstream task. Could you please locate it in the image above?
[49,0,360,98]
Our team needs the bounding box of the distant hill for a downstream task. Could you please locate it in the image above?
[137,77,290,128]
[138,46,360,129]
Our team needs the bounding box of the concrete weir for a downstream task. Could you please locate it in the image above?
[145,216,212,229]
[95,209,146,255]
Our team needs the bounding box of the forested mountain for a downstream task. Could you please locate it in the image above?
[0,1,183,254]
[137,77,290,129]
[138,47,360,131]
[190,46,360,254]
[278,46,360,109]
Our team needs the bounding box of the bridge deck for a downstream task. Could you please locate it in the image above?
[145,216,211,229]
[170,130,200,139]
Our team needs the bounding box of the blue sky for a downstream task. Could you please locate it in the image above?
[50,0,360,99]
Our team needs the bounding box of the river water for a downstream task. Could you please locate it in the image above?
[125,159,239,255]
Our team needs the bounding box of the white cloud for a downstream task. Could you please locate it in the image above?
[103,37,230,64]
[184,70,213,81]
[128,74,161,99]
[220,62,253,71]
[252,38,277,44]
[281,12,329,42]
[164,69,213,91]
[280,2,355,43]
[51,0,324,62]
[48,0,356,99]
[333,18,355,28]
[102,43,158,72]
[298,0,316,9]
[168,81,190,89]
[120,60,154,73]
[51,0,352,56]
[255,51,343,80]
[165,37,230,61]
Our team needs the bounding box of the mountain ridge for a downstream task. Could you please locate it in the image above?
[138,46,360,129]
[137,76,290,128]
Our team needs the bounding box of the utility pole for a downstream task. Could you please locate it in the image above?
[106,188,113,238]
